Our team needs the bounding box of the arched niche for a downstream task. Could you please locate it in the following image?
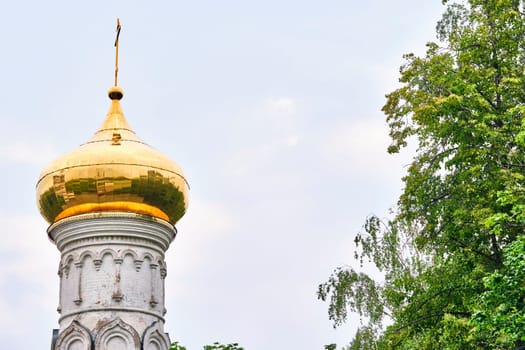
[142,321,170,350]
[94,318,140,350]
[54,321,93,350]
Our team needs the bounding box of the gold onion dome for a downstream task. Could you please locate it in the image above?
[36,86,189,225]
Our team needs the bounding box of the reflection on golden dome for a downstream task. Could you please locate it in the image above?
[36,87,189,225]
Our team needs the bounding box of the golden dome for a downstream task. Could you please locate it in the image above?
[36,87,189,225]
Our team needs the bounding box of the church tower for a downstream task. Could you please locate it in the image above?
[36,21,189,350]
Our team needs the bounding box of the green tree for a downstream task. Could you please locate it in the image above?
[472,236,525,347]
[202,342,244,350]
[169,341,187,350]
[169,341,244,350]
[319,0,525,348]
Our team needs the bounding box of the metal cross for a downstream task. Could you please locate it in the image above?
[114,18,122,87]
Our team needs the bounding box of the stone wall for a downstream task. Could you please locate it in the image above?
[49,212,175,350]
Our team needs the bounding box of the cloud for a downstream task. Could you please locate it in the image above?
[261,96,300,133]
[324,118,412,178]
[329,119,389,154]
[0,214,59,336]
[177,197,236,240]
[264,97,297,117]
[167,197,237,274]
[0,214,57,284]
[285,134,301,147]
[225,132,302,177]
[223,97,303,177]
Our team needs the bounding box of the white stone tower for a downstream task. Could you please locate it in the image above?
[36,26,189,349]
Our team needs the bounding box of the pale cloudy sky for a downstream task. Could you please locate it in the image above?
[0,1,444,349]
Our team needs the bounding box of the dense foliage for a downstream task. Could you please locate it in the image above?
[318,0,525,348]
[169,341,244,350]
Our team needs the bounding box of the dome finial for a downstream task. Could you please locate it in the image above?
[114,18,122,87]
[108,86,124,100]
[109,19,124,101]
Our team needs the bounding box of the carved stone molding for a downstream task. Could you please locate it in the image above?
[63,264,71,278]
[74,262,83,305]
[59,307,165,324]
[113,257,124,302]
[94,317,141,350]
[54,320,93,350]
[49,212,176,254]
[141,321,170,350]
[149,263,159,308]
[134,259,143,271]
[93,259,102,271]
[60,248,165,273]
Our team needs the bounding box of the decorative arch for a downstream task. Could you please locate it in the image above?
[58,262,64,277]
[141,321,170,350]
[122,249,143,271]
[153,256,163,266]
[157,259,167,279]
[54,320,93,350]
[79,250,95,263]
[156,259,166,270]
[62,254,76,278]
[144,337,162,350]
[141,252,154,263]
[99,248,117,260]
[120,249,138,260]
[94,318,140,350]
[63,254,75,265]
